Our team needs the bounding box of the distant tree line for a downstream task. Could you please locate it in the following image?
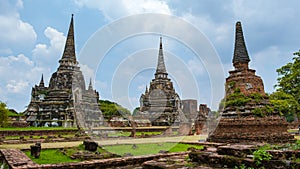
[99,100,131,120]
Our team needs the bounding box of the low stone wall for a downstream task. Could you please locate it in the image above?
[0,149,187,169]
[0,137,84,145]
[0,149,38,168]
[0,129,78,137]
[207,116,295,143]
[189,144,300,169]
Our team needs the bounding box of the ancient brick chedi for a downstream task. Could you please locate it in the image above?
[222,21,269,117]
[227,21,265,96]
[25,15,103,128]
[138,37,181,126]
[208,21,294,143]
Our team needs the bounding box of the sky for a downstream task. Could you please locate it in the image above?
[0,0,299,112]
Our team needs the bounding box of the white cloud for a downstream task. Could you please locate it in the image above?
[187,59,205,76]
[0,24,65,111]
[0,53,50,111]
[181,13,231,47]
[0,54,33,67]
[0,1,36,52]
[229,1,295,25]
[0,15,37,50]
[6,80,29,93]
[32,27,66,67]
[74,0,172,20]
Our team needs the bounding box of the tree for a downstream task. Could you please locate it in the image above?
[0,102,9,127]
[269,91,299,122]
[275,50,300,104]
[272,50,300,120]
[132,107,140,116]
[99,100,131,120]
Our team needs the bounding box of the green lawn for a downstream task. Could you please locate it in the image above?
[24,149,80,164]
[288,129,298,133]
[103,142,203,156]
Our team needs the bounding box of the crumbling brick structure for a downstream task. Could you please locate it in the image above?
[208,21,294,143]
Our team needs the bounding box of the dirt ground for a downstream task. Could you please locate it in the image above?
[0,135,207,149]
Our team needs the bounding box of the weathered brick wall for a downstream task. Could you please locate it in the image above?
[0,149,38,168]
[189,144,300,169]
[208,116,295,143]
[0,149,187,169]
[226,68,265,96]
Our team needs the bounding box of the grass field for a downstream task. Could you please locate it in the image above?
[24,149,80,164]
[103,142,203,156]
[22,142,203,164]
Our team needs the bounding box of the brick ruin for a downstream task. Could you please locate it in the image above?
[208,116,294,143]
[2,142,300,169]
[182,99,198,122]
[189,144,300,168]
[24,15,104,128]
[0,148,188,169]
[207,21,294,143]
[194,104,210,135]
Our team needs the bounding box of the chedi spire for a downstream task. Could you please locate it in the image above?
[155,37,168,79]
[59,14,77,67]
[88,78,93,91]
[233,21,250,69]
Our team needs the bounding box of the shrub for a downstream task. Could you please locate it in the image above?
[253,149,272,166]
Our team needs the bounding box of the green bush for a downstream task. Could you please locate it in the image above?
[252,108,265,117]
[225,88,252,107]
[249,93,265,103]
[253,149,272,166]
[252,106,274,117]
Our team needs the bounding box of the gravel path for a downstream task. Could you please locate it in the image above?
[0,135,207,149]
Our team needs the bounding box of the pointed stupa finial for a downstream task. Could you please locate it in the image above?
[145,85,148,94]
[59,14,77,66]
[159,36,163,49]
[233,21,250,66]
[155,36,167,78]
[39,74,44,87]
[88,78,93,91]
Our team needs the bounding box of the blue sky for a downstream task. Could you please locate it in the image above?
[0,0,299,112]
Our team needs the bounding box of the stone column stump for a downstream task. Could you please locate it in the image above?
[30,142,41,158]
[83,140,98,152]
